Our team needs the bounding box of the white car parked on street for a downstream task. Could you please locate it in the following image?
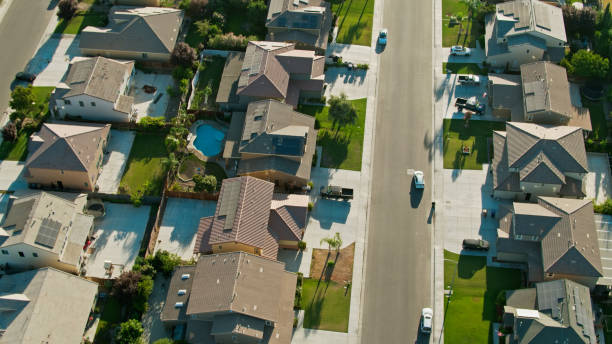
[450,45,471,56]
[421,307,433,333]
[414,170,425,189]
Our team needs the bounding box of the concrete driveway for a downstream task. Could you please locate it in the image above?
[95,130,135,194]
[324,67,369,100]
[436,73,499,121]
[0,160,27,191]
[131,71,173,121]
[29,35,79,87]
[595,215,612,286]
[155,198,217,260]
[586,153,612,205]
[327,43,371,64]
[84,203,150,280]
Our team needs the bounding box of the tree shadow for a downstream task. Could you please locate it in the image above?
[336,0,354,34]
[317,130,350,169]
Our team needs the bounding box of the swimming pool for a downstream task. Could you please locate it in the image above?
[193,124,226,157]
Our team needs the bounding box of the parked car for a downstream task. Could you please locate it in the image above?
[462,239,490,251]
[421,308,433,334]
[320,185,354,200]
[450,45,471,56]
[455,96,486,114]
[414,171,425,189]
[378,29,388,45]
[15,71,36,82]
[458,75,480,85]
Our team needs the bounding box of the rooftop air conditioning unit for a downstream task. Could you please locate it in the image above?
[175,302,184,308]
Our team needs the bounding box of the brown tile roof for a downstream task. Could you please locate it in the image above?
[183,252,296,344]
[193,176,279,260]
[268,193,308,241]
[26,122,110,174]
[216,52,245,104]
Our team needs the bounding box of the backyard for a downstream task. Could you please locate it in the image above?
[298,98,367,171]
[583,98,608,141]
[0,86,55,161]
[441,0,483,48]
[55,10,107,35]
[443,119,505,170]
[173,153,227,191]
[119,132,169,196]
[189,56,226,110]
[332,0,375,46]
[93,296,122,344]
[444,250,523,344]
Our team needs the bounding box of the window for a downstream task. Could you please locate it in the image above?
[32,252,38,257]
[254,115,263,121]
[79,101,84,107]
[1,250,8,255]
[64,99,71,105]
[91,101,96,107]
[250,133,257,139]
[18,251,24,257]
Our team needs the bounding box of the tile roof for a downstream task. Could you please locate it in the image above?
[269,193,308,241]
[79,6,183,55]
[25,122,110,174]
[495,0,566,43]
[216,52,245,104]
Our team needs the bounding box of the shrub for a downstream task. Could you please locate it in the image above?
[294,286,302,309]
[307,202,314,211]
[58,0,78,20]
[130,190,142,207]
[2,122,17,142]
[356,63,369,70]
[562,50,609,79]
[293,317,298,328]
[171,42,198,67]
[172,65,194,82]
[327,260,335,268]
[312,148,318,167]
[188,0,208,19]
[112,271,143,301]
[151,250,182,276]
[594,199,612,215]
[194,19,221,41]
[314,118,321,129]
[167,85,179,98]
[138,116,166,130]
[207,32,255,51]
[298,240,307,250]
[193,174,217,192]
[211,11,225,27]
[115,319,143,344]
[297,272,303,286]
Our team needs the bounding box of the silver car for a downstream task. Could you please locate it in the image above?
[450,45,471,56]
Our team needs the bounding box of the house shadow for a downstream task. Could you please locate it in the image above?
[456,254,486,279]
[24,35,62,76]
[311,198,351,229]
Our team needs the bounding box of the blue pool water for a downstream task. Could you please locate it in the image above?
[193,124,226,157]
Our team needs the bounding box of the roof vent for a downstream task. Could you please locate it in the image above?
[178,289,186,296]
[104,260,112,269]
[181,274,190,280]
[175,302,184,308]
[259,267,264,273]
[253,305,258,311]
[217,278,220,284]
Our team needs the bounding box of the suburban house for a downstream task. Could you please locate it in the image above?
[51,56,136,123]
[114,0,160,5]
[79,6,184,62]
[161,252,296,344]
[496,197,603,288]
[24,122,111,192]
[491,122,588,200]
[485,0,567,70]
[216,41,325,111]
[488,61,591,132]
[194,176,309,260]
[223,99,316,188]
[503,279,596,343]
[0,192,93,274]
[0,267,98,343]
[266,0,333,54]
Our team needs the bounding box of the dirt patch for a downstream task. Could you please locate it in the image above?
[309,242,354,284]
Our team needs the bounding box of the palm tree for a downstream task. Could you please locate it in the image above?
[333,232,343,255]
[162,153,179,174]
[321,236,335,253]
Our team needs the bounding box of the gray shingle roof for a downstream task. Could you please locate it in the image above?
[266,0,332,51]
[161,265,196,322]
[521,62,572,119]
[495,0,566,43]
[79,6,183,55]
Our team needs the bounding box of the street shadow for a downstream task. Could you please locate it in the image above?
[409,180,424,208]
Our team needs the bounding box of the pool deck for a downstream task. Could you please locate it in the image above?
[187,120,234,176]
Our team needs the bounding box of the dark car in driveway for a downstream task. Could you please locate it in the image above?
[15,72,36,82]
[462,239,489,251]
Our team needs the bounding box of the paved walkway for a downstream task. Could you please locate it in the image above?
[141,275,172,343]
[586,153,612,204]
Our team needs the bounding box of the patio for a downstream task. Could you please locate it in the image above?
[131,70,174,121]
[95,130,135,194]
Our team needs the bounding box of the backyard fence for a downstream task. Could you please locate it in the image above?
[165,189,219,201]
[145,175,170,258]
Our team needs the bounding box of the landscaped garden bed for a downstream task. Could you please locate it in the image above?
[171,153,227,192]
[189,56,226,110]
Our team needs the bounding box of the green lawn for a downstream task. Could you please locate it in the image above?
[298,98,367,171]
[441,0,482,47]
[444,250,523,344]
[332,0,375,46]
[0,86,55,161]
[94,296,122,344]
[119,132,169,196]
[443,119,505,170]
[54,11,107,35]
[583,99,608,141]
[301,278,351,332]
[190,56,226,110]
[443,62,487,75]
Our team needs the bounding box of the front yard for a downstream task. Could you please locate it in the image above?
[119,132,169,196]
[443,62,487,75]
[301,278,351,332]
[54,11,107,35]
[332,0,375,46]
[444,250,523,344]
[441,0,483,48]
[443,119,505,170]
[189,56,226,110]
[298,98,367,171]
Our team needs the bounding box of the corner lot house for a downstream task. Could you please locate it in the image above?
[503,279,596,343]
[79,6,184,62]
[216,41,325,111]
[492,122,588,200]
[224,100,316,188]
[24,122,111,191]
[0,267,98,344]
[496,197,603,288]
[485,0,566,70]
[161,252,296,344]
[194,176,309,260]
[52,57,135,122]
[266,0,333,54]
[488,61,591,131]
[0,192,93,274]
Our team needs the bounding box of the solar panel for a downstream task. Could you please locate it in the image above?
[34,218,62,249]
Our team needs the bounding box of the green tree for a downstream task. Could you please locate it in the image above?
[247,0,267,24]
[333,232,343,255]
[164,136,180,153]
[193,174,217,192]
[459,0,482,18]
[9,86,37,116]
[115,319,143,344]
[320,236,335,253]
[162,152,179,173]
[152,339,174,344]
[563,49,609,78]
[151,250,182,276]
[195,20,221,40]
[328,93,357,131]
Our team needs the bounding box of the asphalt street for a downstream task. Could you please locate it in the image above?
[0,0,55,121]
[361,0,434,342]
